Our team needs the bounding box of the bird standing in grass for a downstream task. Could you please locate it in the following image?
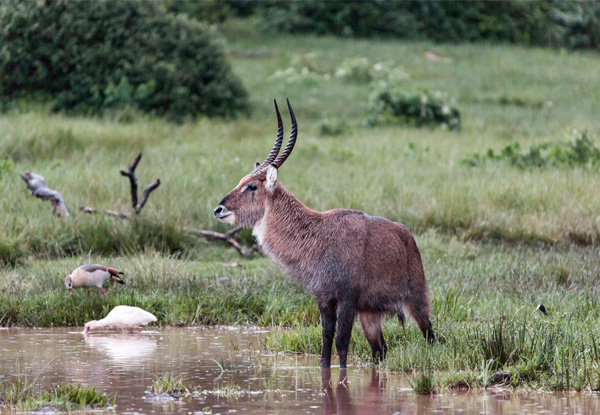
[83,305,157,333]
[65,264,125,296]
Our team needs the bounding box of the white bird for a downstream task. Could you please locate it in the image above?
[83,305,157,333]
[65,264,125,296]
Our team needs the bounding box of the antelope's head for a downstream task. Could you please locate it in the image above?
[213,98,297,228]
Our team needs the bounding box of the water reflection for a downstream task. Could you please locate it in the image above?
[83,332,158,366]
[320,368,409,415]
[1,327,599,415]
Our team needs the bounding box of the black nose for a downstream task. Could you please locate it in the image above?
[214,206,223,216]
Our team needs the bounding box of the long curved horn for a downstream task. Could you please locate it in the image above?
[253,99,284,177]
[272,98,297,168]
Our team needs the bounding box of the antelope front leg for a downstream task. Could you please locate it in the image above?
[319,302,337,368]
[335,302,357,368]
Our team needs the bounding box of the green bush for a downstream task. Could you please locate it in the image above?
[463,130,600,168]
[0,0,248,121]
[368,85,460,130]
[318,118,347,137]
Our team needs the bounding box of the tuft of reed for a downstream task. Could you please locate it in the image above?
[211,382,243,399]
[149,373,192,396]
[409,359,436,395]
[0,375,37,406]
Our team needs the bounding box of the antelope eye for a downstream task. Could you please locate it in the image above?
[245,183,258,192]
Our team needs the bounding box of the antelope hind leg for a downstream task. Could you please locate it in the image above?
[359,312,387,361]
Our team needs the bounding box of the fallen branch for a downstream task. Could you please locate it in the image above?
[20,171,70,217]
[79,206,129,219]
[185,225,262,258]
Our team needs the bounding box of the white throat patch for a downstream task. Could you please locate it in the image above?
[252,206,269,245]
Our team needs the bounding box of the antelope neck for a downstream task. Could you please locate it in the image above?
[254,184,320,250]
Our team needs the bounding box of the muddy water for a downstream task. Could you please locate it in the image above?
[1,327,599,414]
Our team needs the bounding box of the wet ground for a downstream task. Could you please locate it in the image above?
[1,326,599,414]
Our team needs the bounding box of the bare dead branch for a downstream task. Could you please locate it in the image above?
[84,153,160,218]
[120,152,142,209]
[20,171,70,217]
[135,179,161,214]
[185,225,262,258]
[118,153,161,215]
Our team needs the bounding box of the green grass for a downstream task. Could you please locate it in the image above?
[0,378,114,412]
[1,18,600,391]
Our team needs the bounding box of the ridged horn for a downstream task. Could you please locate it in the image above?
[272,98,297,168]
[253,99,284,177]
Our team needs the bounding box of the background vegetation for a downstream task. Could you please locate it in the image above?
[1,6,600,391]
[169,0,600,50]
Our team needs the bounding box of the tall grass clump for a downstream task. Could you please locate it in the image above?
[21,383,114,412]
[0,217,193,265]
[410,359,436,394]
[1,376,113,412]
[0,374,37,406]
[148,373,192,397]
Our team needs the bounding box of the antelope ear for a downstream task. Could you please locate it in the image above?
[265,164,278,193]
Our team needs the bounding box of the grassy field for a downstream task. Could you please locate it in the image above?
[1,18,600,391]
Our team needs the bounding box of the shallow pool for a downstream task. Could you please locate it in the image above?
[1,327,598,414]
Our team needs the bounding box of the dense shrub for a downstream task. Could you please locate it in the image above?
[251,0,599,50]
[0,0,249,120]
[368,85,460,130]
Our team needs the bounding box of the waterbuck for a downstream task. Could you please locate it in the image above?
[214,99,435,368]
